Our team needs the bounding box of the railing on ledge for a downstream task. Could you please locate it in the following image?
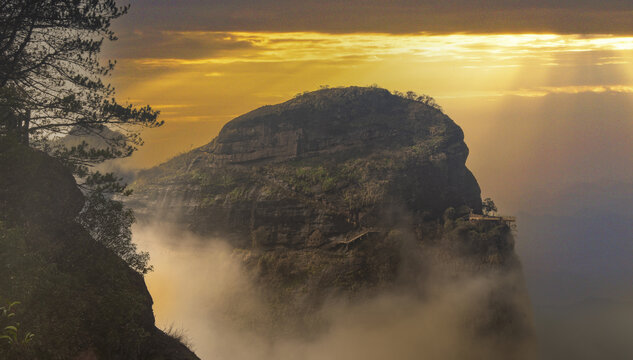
[468,213,516,226]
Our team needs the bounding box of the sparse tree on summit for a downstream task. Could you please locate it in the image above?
[392,90,443,111]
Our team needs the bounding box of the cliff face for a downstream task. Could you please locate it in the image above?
[0,140,199,360]
[131,87,534,357]
[132,87,482,248]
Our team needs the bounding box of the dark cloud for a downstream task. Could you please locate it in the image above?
[116,0,633,34]
[106,31,255,60]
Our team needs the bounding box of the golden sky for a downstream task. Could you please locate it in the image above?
[105,31,633,214]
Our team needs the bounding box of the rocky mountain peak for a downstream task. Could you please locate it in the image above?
[132,87,482,248]
[200,86,461,165]
[127,89,533,355]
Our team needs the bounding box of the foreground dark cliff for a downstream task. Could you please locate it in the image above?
[131,87,535,358]
[0,140,199,360]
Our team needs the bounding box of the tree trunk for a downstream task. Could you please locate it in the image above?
[21,109,30,145]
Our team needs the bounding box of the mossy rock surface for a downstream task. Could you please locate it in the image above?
[0,141,199,360]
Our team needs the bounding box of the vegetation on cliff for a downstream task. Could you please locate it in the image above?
[0,3,187,355]
[0,140,199,359]
[0,0,164,278]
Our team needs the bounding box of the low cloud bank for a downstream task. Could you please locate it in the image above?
[133,222,535,360]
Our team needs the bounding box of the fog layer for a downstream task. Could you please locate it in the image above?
[133,222,534,360]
